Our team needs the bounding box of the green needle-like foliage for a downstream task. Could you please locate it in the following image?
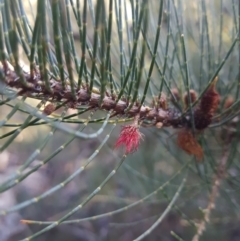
[0,1,240,241]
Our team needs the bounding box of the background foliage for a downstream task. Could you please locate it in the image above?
[0,0,240,241]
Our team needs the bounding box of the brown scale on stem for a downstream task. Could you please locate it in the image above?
[223,96,234,110]
[43,103,56,116]
[184,89,197,110]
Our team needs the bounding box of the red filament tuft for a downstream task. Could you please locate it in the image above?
[115,125,143,154]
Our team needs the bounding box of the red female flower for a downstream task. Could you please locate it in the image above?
[115,124,143,154]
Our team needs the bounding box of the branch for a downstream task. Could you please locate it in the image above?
[0,62,186,128]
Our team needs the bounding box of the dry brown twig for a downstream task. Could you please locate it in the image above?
[192,149,229,241]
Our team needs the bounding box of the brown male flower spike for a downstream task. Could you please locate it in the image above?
[177,129,203,160]
[177,77,220,160]
[194,77,220,130]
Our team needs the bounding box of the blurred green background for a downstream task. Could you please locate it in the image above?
[1,0,240,241]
